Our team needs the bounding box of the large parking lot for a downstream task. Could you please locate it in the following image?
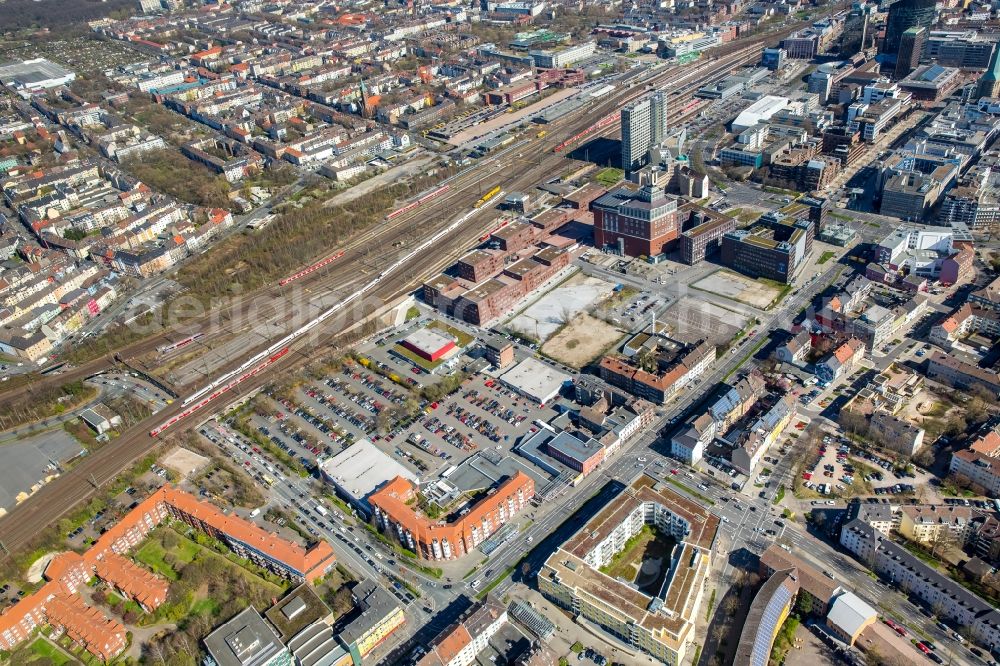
[234,351,563,482]
[802,433,918,498]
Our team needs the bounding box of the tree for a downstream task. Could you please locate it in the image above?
[796,592,814,616]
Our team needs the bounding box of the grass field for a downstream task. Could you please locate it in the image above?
[135,532,200,580]
[817,250,835,264]
[428,320,474,347]
[595,167,625,187]
[29,638,77,666]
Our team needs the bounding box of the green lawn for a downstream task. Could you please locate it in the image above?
[817,251,835,265]
[394,343,445,371]
[428,320,474,347]
[135,530,200,581]
[595,167,625,187]
[192,597,221,616]
[30,637,76,666]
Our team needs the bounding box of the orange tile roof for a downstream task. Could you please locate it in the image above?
[971,430,1000,457]
[370,472,533,558]
[45,594,127,662]
[157,487,336,580]
[421,624,473,665]
[94,553,169,610]
[834,337,864,364]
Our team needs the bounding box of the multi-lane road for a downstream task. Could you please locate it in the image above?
[0,29,797,553]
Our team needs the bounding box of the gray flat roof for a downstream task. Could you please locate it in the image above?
[203,607,287,666]
[499,357,571,404]
[319,439,417,502]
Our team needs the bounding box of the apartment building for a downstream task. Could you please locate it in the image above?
[369,472,534,561]
[950,448,1000,495]
[898,504,974,546]
[926,350,1000,397]
[417,597,508,666]
[538,475,718,666]
[815,337,866,384]
[599,339,715,404]
[840,520,1000,651]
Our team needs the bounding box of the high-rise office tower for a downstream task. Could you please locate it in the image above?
[894,26,926,79]
[840,3,873,57]
[882,0,936,57]
[621,92,668,174]
[977,42,1000,99]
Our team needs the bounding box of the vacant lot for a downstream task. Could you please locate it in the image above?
[692,269,783,310]
[507,272,614,341]
[542,313,624,368]
[667,296,748,346]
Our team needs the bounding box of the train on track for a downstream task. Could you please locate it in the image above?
[157,333,204,355]
[149,347,289,437]
[279,250,345,286]
[385,184,451,221]
[473,185,502,208]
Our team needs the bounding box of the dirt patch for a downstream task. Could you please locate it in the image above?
[161,446,211,479]
[26,551,58,583]
[692,269,783,310]
[542,313,624,368]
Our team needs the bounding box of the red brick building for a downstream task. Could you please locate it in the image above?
[592,182,679,257]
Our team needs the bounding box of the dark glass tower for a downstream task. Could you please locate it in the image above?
[882,0,936,56]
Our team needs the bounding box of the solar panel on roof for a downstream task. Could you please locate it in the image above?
[922,64,945,80]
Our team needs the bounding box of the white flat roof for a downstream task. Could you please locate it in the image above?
[403,327,456,355]
[319,440,417,502]
[499,356,571,404]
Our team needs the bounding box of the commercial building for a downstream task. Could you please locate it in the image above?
[731,96,790,133]
[0,58,75,94]
[369,471,534,560]
[894,27,926,80]
[882,0,937,57]
[592,181,679,258]
[482,333,515,369]
[925,35,995,70]
[680,214,736,264]
[720,220,810,285]
[621,93,668,174]
[417,597,508,666]
[529,41,595,68]
[840,4,874,57]
[840,520,1000,651]
[734,569,798,666]
[898,64,962,101]
[498,356,571,405]
[319,439,418,516]
[400,328,458,362]
[538,475,719,666]
[204,607,291,666]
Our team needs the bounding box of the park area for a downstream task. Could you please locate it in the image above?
[692,269,787,310]
[598,526,675,595]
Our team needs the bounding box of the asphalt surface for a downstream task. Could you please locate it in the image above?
[0,32,796,555]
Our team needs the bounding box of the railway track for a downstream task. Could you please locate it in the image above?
[0,14,840,554]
